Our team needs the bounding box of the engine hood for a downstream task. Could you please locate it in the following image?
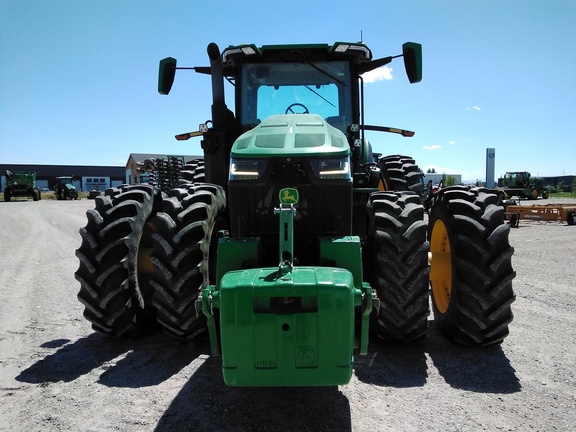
[231,114,350,158]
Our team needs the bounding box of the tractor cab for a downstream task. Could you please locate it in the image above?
[499,171,530,188]
[54,176,78,200]
[159,42,422,190]
[225,43,361,135]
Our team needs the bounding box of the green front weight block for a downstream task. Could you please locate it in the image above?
[217,266,362,387]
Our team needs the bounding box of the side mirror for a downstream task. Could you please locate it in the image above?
[158,57,177,95]
[402,42,422,84]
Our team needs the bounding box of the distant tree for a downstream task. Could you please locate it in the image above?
[445,175,457,186]
[572,177,576,195]
[427,168,436,173]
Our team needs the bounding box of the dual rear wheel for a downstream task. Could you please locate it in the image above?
[76,158,516,346]
[75,182,225,339]
[370,155,515,345]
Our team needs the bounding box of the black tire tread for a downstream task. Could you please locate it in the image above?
[75,185,162,337]
[150,183,225,339]
[428,186,516,345]
[180,159,205,184]
[380,155,424,196]
[367,191,430,343]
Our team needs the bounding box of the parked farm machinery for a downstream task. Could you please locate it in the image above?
[75,40,516,387]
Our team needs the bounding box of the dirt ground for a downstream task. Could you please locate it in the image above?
[1,198,575,431]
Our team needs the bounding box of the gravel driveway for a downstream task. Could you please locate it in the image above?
[1,198,574,431]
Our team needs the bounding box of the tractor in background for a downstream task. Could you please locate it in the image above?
[54,176,78,200]
[75,40,516,387]
[497,171,549,200]
[4,170,41,201]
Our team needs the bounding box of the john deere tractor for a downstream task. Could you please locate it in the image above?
[496,171,549,200]
[54,176,78,200]
[75,40,515,386]
[4,170,41,201]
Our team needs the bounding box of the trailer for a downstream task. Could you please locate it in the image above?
[506,204,576,226]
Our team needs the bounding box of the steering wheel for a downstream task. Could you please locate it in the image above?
[285,103,310,114]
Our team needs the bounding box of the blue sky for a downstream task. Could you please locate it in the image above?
[1,0,574,182]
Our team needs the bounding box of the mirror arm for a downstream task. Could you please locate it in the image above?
[357,55,397,74]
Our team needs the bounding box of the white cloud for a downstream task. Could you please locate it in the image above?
[423,145,442,151]
[465,106,482,111]
[362,66,393,83]
[448,140,456,145]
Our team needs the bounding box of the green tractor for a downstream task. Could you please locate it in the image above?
[496,171,549,200]
[4,170,41,201]
[75,41,515,386]
[54,176,78,200]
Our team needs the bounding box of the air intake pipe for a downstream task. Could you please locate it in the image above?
[207,42,228,129]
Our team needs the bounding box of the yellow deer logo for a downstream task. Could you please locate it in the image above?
[279,188,299,205]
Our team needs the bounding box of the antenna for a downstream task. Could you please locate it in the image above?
[360,30,363,44]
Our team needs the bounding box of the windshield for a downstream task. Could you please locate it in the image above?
[240,60,352,132]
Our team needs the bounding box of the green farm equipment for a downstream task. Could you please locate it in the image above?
[54,176,78,200]
[75,40,516,387]
[4,170,41,201]
[496,171,549,200]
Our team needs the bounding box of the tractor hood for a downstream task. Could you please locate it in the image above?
[230,114,350,158]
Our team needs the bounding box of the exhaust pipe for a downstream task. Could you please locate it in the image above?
[207,42,227,128]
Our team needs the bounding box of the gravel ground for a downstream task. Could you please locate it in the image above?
[0,198,575,431]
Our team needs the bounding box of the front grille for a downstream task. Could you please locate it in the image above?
[229,158,352,266]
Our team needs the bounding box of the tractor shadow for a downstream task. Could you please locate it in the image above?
[17,331,352,431]
[15,320,518,432]
[15,331,204,387]
[355,320,521,394]
[153,356,352,432]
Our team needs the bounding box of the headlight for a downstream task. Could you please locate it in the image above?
[310,157,351,180]
[229,158,268,181]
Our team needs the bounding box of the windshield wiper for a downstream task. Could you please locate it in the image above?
[304,85,336,108]
[303,61,347,87]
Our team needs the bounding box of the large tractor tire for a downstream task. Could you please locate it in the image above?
[428,186,516,345]
[567,211,576,226]
[367,191,430,343]
[75,185,164,337]
[179,158,205,184]
[379,155,424,196]
[149,183,226,339]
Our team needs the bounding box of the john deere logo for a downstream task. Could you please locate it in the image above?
[279,187,299,205]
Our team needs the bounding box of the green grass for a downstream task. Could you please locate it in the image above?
[549,192,575,198]
[0,192,94,201]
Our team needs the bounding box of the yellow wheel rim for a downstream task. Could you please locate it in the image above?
[137,220,157,275]
[429,219,452,314]
[378,178,389,191]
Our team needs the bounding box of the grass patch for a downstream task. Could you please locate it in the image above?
[549,192,575,199]
[1,192,95,201]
